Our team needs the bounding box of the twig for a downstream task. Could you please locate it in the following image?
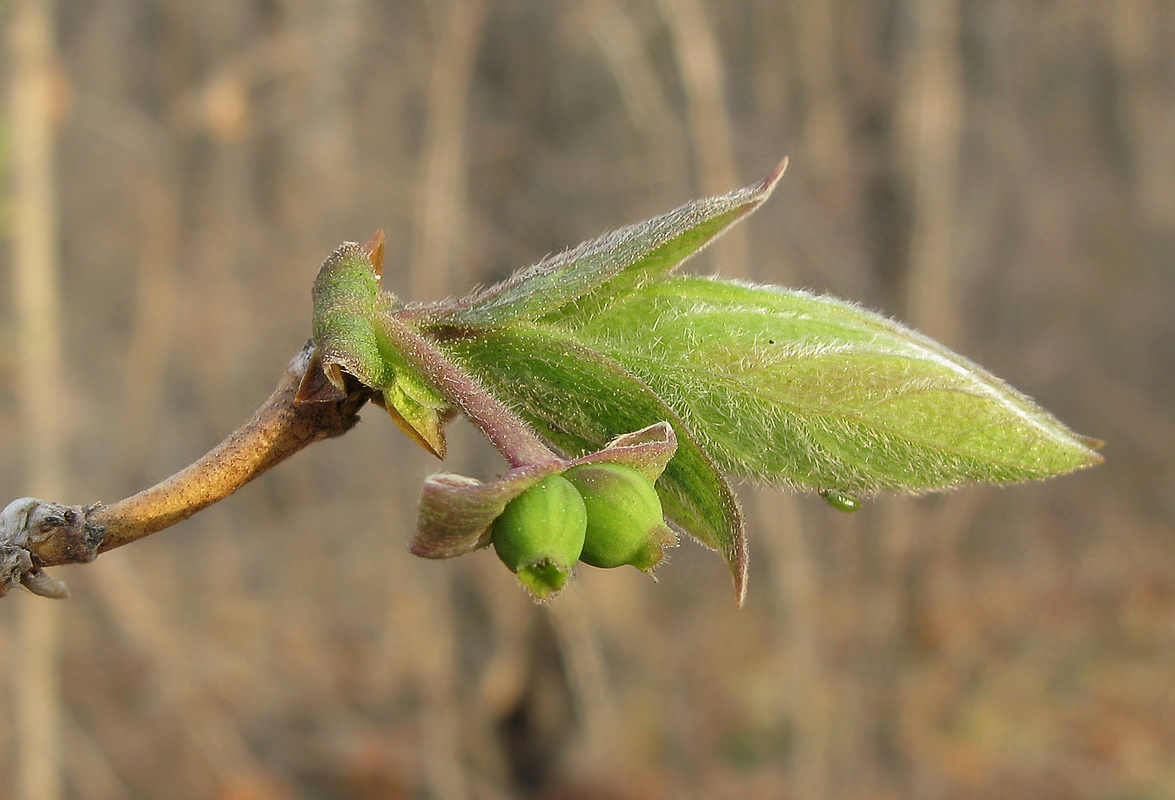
[0,342,373,599]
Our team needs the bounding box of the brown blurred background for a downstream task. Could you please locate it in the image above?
[1,1,1172,798]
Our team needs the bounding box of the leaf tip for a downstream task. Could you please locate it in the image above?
[759,156,789,195]
[726,510,749,608]
[1078,434,1105,454]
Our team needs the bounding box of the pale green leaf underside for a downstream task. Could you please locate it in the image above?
[548,277,1102,494]
[432,160,787,328]
[434,325,747,599]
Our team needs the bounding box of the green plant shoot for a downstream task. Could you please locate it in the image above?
[306,158,1102,603]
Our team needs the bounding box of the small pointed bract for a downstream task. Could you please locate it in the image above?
[413,461,563,560]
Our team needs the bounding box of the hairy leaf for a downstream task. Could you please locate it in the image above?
[551,276,1102,494]
[430,159,787,328]
[433,324,748,602]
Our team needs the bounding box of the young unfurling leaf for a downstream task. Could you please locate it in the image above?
[310,242,391,392]
[308,242,451,457]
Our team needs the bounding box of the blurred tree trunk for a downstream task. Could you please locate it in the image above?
[411,0,486,302]
[9,0,66,797]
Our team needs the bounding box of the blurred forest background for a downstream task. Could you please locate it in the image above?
[1,1,1172,798]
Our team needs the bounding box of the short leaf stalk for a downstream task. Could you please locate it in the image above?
[0,158,1102,603]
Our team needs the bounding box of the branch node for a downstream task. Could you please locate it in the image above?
[0,497,104,599]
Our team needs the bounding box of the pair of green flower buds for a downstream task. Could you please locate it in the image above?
[491,463,675,600]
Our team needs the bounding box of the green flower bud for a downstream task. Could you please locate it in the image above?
[564,463,673,572]
[492,475,587,600]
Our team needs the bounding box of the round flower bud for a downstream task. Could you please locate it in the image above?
[563,463,673,572]
[492,474,587,600]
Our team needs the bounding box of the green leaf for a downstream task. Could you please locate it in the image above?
[552,276,1102,494]
[433,324,748,603]
[430,159,788,328]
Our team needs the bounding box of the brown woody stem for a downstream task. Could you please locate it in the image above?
[29,343,371,568]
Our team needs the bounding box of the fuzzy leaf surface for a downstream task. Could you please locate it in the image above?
[552,277,1102,494]
[430,160,787,328]
[433,324,747,601]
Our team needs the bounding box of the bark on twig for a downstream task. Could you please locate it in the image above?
[0,342,372,599]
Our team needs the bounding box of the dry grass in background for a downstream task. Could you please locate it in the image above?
[1,2,1173,798]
